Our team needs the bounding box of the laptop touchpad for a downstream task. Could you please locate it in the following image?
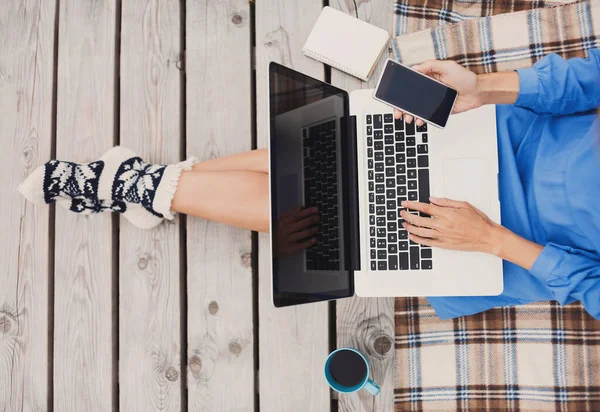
[442,158,491,215]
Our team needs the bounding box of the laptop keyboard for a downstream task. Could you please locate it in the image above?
[303,120,340,271]
[366,113,433,271]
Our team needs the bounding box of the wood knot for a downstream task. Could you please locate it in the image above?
[229,341,242,356]
[208,301,219,315]
[165,367,179,382]
[372,334,393,357]
[0,312,16,335]
[231,14,243,25]
[137,257,148,270]
[240,252,252,268]
[189,356,202,378]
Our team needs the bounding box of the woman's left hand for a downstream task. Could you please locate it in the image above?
[400,197,500,253]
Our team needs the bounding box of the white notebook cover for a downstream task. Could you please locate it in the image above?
[303,7,390,81]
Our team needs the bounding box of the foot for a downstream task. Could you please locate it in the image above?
[18,146,195,229]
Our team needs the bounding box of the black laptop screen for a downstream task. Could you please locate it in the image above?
[269,62,354,307]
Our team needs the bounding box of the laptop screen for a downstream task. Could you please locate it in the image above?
[269,63,354,307]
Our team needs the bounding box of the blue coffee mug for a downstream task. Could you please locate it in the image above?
[324,348,380,396]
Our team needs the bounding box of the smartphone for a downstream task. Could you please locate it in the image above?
[374,59,458,128]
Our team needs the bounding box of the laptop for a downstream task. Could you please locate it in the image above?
[268,62,503,308]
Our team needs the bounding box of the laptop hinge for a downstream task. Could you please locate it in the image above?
[344,115,361,272]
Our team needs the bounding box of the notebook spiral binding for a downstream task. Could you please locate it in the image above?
[302,48,367,81]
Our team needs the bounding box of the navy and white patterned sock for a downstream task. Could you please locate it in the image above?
[18,146,195,229]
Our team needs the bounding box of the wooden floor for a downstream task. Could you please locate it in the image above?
[0,1,396,411]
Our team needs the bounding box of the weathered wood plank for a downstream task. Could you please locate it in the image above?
[54,1,116,411]
[255,2,331,411]
[328,1,396,411]
[186,1,255,411]
[0,1,56,411]
[118,1,183,411]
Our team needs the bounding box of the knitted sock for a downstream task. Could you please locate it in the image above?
[18,146,195,229]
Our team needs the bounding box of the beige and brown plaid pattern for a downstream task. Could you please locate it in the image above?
[393,0,600,73]
[392,0,600,410]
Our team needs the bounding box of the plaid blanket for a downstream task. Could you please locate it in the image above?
[392,0,600,73]
[392,1,600,410]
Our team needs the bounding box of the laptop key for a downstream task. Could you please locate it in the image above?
[385,135,394,144]
[395,132,405,141]
[376,206,385,215]
[422,133,428,143]
[407,169,417,179]
[417,144,428,154]
[367,126,372,135]
[374,114,383,129]
[422,260,433,270]
[399,252,409,270]
[369,204,374,214]
[369,193,374,202]
[395,117,404,131]
[386,178,395,188]
[368,159,373,169]
[398,231,408,240]
[387,211,396,221]
[399,241,408,251]
[385,157,394,166]
[410,247,420,269]
[376,195,385,204]
[378,261,387,270]
[377,217,385,226]
[396,143,405,152]
[375,174,384,183]
[417,123,427,132]
[417,155,429,168]
[375,163,384,172]
[375,152,384,161]
[378,250,387,259]
[421,248,432,259]
[384,124,394,133]
[368,148,373,158]
[377,228,386,237]
[374,141,383,150]
[386,189,396,198]
[367,115,372,124]
[384,113,394,123]
[407,158,417,168]
[418,169,430,203]
[388,232,397,242]
[377,239,386,248]
[406,121,415,135]
[398,175,406,185]
[408,191,418,201]
[396,164,406,174]
[371,250,376,259]
[408,180,417,190]
[396,153,406,163]
[370,227,376,237]
[385,167,395,177]
[398,186,407,195]
[387,222,397,232]
[371,261,377,270]
[385,146,394,155]
[388,254,398,270]
[370,238,376,248]
[389,244,398,254]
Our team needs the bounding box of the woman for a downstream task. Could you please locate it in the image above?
[19,51,600,320]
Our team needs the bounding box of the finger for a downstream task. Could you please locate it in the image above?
[408,233,442,248]
[290,225,319,242]
[415,118,424,127]
[400,210,439,229]
[401,200,441,216]
[289,206,319,222]
[404,114,414,124]
[394,109,403,119]
[412,61,433,74]
[289,213,320,232]
[429,197,467,209]
[403,222,438,239]
[286,237,318,254]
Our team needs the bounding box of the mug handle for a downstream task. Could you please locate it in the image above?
[364,379,380,396]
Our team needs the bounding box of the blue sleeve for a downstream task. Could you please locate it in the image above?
[530,243,600,319]
[514,49,600,115]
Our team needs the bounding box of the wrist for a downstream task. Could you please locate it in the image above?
[476,72,519,105]
[483,223,512,256]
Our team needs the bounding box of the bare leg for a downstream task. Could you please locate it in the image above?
[171,169,269,233]
[191,149,268,174]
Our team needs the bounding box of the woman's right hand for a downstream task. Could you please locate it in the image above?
[394,60,484,125]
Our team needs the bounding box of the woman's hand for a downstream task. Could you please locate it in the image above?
[394,60,484,126]
[399,197,499,253]
[274,206,320,257]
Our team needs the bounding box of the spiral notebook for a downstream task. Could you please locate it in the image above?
[302,7,390,81]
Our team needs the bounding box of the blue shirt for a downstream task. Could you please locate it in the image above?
[428,50,600,320]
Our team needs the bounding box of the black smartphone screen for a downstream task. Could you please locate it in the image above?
[375,60,457,127]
